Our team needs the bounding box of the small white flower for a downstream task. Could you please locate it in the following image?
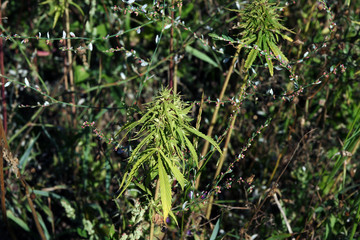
[24,77,30,87]
[164,24,172,30]
[136,28,141,34]
[62,31,66,39]
[141,4,147,12]
[303,51,309,58]
[44,101,50,106]
[140,60,148,66]
[70,32,76,37]
[120,72,126,80]
[267,88,274,95]
[38,32,41,38]
[4,81,11,87]
[88,43,93,51]
[47,32,50,39]
[155,35,159,44]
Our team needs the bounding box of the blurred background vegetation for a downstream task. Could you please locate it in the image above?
[0,0,359,239]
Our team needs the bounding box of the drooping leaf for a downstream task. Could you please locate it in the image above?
[158,157,173,223]
[117,149,156,197]
[183,134,198,166]
[185,45,219,68]
[267,39,289,64]
[159,149,186,190]
[183,125,222,155]
[262,35,274,76]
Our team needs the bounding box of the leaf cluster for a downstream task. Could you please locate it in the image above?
[115,87,221,223]
[230,0,294,75]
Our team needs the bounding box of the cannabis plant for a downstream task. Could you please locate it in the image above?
[115,88,222,223]
[231,0,294,76]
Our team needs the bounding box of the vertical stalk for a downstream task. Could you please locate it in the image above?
[65,0,76,125]
[169,0,175,93]
[150,179,161,240]
[0,121,17,240]
[0,120,8,232]
[204,80,247,219]
[0,0,7,133]
[195,44,243,189]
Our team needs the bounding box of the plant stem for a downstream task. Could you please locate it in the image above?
[169,0,175,92]
[195,44,243,189]
[65,1,76,126]
[150,179,161,240]
[0,2,6,134]
[204,81,247,219]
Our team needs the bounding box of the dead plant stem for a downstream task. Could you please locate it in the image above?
[195,44,243,189]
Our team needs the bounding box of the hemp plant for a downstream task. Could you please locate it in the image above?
[231,0,294,76]
[115,87,222,224]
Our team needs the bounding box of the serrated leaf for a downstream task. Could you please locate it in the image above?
[221,35,234,42]
[183,134,198,166]
[262,36,273,76]
[159,150,186,190]
[245,48,258,70]
[117,149,155,197]
[128,132,155,163]
[280,33,293,42]
[158,157,173,223]
[185,46,219,68]
[208,33,221,40]
[183,125,222,155]
[267,39,289,64]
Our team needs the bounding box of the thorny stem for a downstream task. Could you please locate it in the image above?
[195,44,243,189]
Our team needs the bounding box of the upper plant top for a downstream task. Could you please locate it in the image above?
[230,0,294,76]
[115,87,222,223]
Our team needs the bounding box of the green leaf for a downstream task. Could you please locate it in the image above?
[158,157,173,223]
[209,218,220,240]
[69,1,85,16]
[53,10,61,29]
[183,125,222,155]
[185,45,219,68]
[109,224,115,238]
[245,48,258,70]
[158,149,186,190]
[183,134,198,166]
[74,65,90,84]
[19,134,40,174]
[6,210,30,232]
[245,30,263,70]
[262,36,274,76]
[267,39,289,64]
[117,149,156,197]
[129,131,155,163]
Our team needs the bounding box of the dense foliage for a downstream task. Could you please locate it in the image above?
[0,0,359,239]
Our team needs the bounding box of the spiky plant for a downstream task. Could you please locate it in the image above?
[115,87,222,223]
[232,0,294,76]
